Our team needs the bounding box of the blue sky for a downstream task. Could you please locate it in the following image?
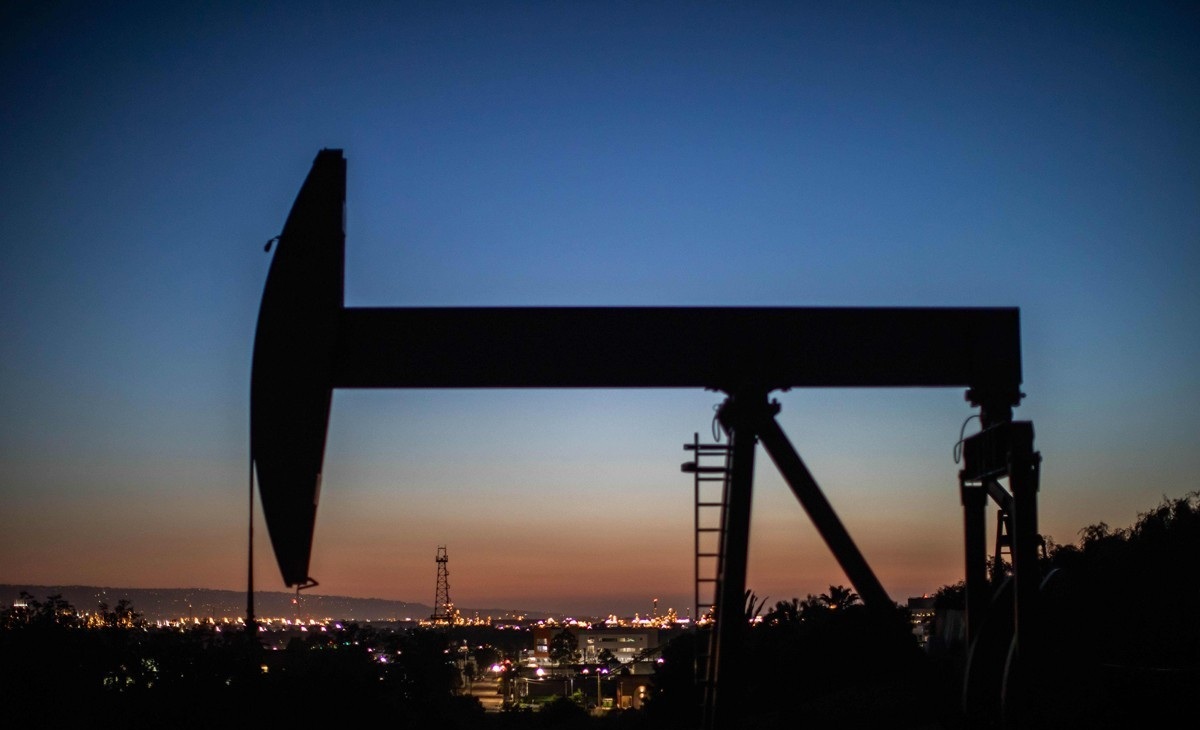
[2,1,1197,616]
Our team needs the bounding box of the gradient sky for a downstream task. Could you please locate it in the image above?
[2,2,1198,617]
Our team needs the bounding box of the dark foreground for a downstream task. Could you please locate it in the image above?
[5,493,1196,729]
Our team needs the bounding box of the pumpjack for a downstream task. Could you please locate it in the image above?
[251,149,1043,727]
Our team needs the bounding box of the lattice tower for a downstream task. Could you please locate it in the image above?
[431,545,454,621]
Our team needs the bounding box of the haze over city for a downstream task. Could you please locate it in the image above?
[2,2,1198,618]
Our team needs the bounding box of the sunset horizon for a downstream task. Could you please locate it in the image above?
[4,1,1197,638]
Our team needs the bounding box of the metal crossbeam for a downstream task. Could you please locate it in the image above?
[334,306,1022,392]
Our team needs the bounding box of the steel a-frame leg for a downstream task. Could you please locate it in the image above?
[703,392,893,729]
[753,409,892,609]
[704,392,759,730]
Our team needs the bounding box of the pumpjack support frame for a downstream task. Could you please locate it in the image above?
[250,149,1036,728]
[959,421,1043,725]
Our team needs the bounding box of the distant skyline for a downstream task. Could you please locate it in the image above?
[2,2,1198,617]
[3,581,705,624]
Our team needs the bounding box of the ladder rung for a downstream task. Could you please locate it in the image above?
[697,577,717,583]
[697,501,724,507]
[697,552,720,557]
[697,527,722,533]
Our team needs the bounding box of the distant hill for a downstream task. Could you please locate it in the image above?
[1,585,539,623]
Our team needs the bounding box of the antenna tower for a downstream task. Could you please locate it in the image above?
[431,545,455,622]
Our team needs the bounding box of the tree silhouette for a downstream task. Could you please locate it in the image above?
[672,584,930,727]
[744,589,769,621]
[927,491,1200,728]
[762,597,802,627]
[818,585,861,612]
[642,629,701,730]
[539,694,591,726]
[549,628,581,666]
[97,599,142,628]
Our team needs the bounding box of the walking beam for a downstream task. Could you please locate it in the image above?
[333,306,1022,392]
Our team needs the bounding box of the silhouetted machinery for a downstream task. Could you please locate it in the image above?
[251,149,1043,727]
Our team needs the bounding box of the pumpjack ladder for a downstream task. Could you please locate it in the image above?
[682,434,732,700]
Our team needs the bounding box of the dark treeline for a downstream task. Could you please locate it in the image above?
[642,589,933,730]
[2,597,483,728]
[930,491,1200,728]
[4,492,1196,728]
[1031,491,1199,727]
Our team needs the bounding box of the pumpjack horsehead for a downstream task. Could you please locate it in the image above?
[251,149,1044,727]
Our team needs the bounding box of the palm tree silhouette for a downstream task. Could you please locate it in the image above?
[818,585,861,611]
